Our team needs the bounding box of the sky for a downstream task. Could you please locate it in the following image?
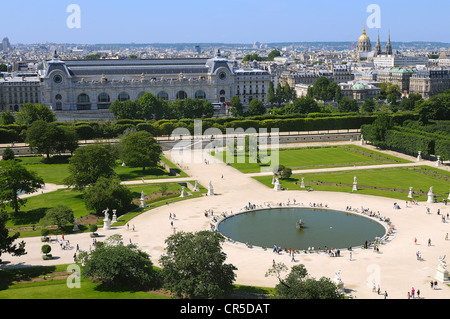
[2,0,449,44]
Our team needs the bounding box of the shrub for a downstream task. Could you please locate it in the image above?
[2,147,14,161]
[41,244,52,259]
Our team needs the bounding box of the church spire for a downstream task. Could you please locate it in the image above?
[374,31,382,57]
[385,31,393,55]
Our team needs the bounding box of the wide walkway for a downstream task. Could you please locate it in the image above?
[2,142,450,300]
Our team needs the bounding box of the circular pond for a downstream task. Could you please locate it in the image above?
[218,207,387,250]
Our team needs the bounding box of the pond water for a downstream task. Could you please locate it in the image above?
[218,207,386,250]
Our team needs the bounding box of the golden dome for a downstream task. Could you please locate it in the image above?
[358,27,370,42]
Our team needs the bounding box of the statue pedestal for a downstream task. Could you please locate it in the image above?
[352,183,358,192]
[112,210,117,223]
[103,218,111,230]
[436,156,442,167]
[274,182,282,191]
[435,267,449,283]
[180,186,187,197]
[408,187,413,199]
[427,192,435,204]
[300,178,305,189]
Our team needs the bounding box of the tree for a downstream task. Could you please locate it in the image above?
[415,90,450,123]
[41,244,52,259]
[242,54,264,62]
[137,92,165,120]
[284,83,293,102]
[0,110,15,125]
[39,205,74,230]
[275,83,285,106]
[338,97,359,113]
[246,99,266,116]
[267,49,281,61]
[159,231,237,299]
[15,103,56,125]
[267,82,276,106]
[2,147,14,161]
[0,160,44,214]
[0,210,26,263]
[230,96,244,117]
[26,120,78,158]
[293,96,320,114]
[360,98,377,114]
[266,263,342,299]
[399,93,423,111]
[273,165,292,180]
[83,176,133,215]
[368,112,393,146]
[119,131,162,172]
[80,234,159,290]
[109,100,140,120]
[63,143,118,190]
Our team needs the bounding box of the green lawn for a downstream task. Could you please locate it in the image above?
[6,181,205,236]
[253,166,450,202]
[214,145,410,174]
[16,155,184,185]
[0,264,273,299]
[0,264,168,299]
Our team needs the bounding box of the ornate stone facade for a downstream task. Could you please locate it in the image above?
[39,51,270,111]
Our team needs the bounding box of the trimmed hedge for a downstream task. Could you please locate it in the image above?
[0,112,420,144]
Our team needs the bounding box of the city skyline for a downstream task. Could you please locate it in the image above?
[1,0,449,45]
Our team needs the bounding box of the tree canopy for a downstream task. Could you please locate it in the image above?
[63,143,118,190]
[0,160,44,214]
[83,176,133,215]
[79,234,159,290]
[266,263,343,299]
[118,131,162,171]
[159,231,237,299]
[15,103,56,125]
[26,120,78,158]
[0,210,26,263]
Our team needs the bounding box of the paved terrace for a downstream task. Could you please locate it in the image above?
[1,141,449,300]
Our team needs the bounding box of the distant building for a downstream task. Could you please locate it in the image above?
[233,60,271,105]
[376,67,416,93]
[280,64,354,88]
[2,37,10,52]
[38,50,270,111]
[373,55,429,69]
[339,81,381,101]
[0,73,41,111]
[409,69,450,98]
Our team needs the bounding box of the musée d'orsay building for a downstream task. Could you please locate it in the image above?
[38,50,270,111]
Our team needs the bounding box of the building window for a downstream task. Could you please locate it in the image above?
[137,92,146,99]
[157,91,169,101]
[98,93,111,109]
[77,93,91,110]
[118,92,130,102]
[195,90,206,100]
[176,90,187,100]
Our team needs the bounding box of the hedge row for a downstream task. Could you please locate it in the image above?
[385,129,437,158]
[0,112,419,145]
[363,124,450,161]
